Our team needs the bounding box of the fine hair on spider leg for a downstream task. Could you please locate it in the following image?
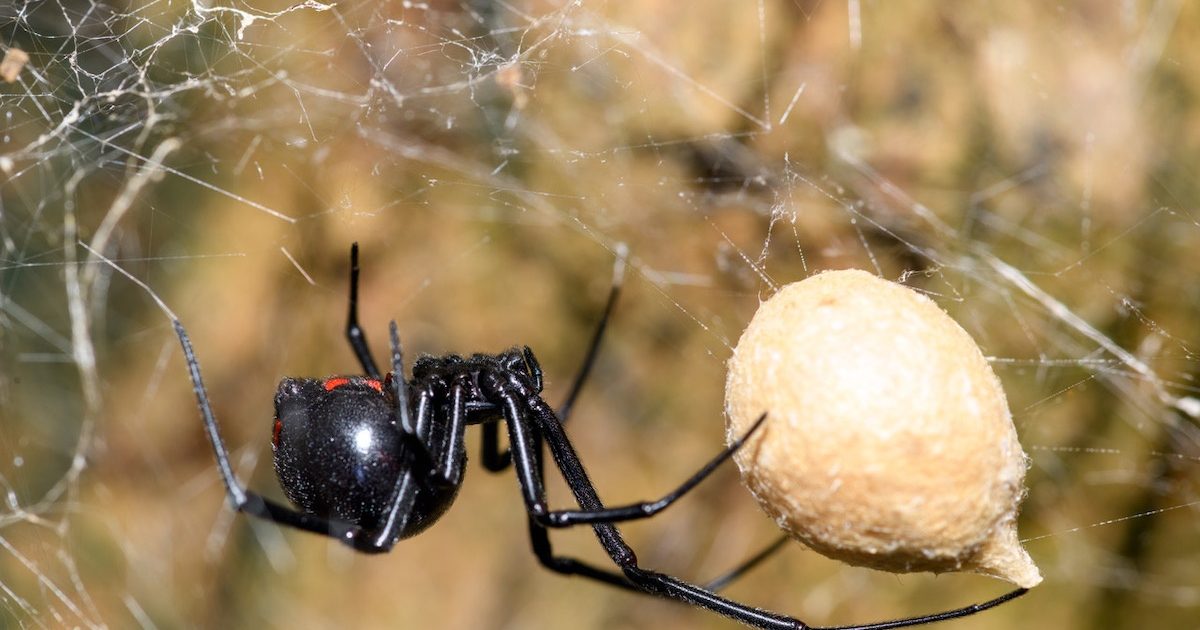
[94,241,1027,629]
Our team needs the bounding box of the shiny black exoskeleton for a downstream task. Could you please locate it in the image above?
[171,244,1028,629]
[271,349,542,540]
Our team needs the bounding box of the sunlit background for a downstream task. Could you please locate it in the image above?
[2,1,1199,628]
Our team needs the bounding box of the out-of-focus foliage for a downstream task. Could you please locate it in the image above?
[1,1,1199,628]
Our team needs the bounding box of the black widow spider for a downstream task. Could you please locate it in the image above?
[172,244,1028,629]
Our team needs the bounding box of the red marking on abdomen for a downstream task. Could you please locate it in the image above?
[365,379,383,393]
[323,377,351,391]
[272,418,282,450]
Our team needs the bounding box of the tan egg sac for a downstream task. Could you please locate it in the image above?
[725,270,1041,588]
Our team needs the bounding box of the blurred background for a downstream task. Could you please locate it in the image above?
[1,1,1199,628]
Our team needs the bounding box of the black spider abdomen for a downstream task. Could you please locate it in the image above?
[272,377,407,531]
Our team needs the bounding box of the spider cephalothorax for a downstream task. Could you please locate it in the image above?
[172,243,1027,628]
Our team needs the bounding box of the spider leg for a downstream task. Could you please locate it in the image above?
[812,589,1028,630]
[527,529,647,592]
[558,245,626,422]
[518,403,638,590]
[526,520,642,592]
[345,247,446,481]
[345,243,382,379]
[520,423,783,595]
[508,394,1029,630]
[480,422,512,471]
[497,392,800,628]
[482,247,626,473]
[523,430,642,591]
[428,381,468,486]
[532,413,766,527]
[173,320,413,553]
[387,322,441,469]
[533,511,793,596]
[702,534,790,592]
[353,465,421,552]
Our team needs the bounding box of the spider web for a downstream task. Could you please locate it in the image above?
[1,1,1198,628]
